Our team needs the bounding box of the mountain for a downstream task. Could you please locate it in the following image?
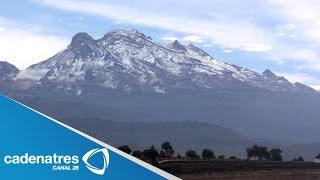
[0,61,19,76]
[15,29,316,94]
[62,118,252,157]
[0,61,19,92]
[1,29,320,159]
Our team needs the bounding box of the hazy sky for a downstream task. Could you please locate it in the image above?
[0,0,320,89]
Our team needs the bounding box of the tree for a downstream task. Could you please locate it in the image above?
[297,156,304,161]
[118,145,132,154]
[201,148,215,160]
[185,150,198,159]
[161,141,174,159]
[159,150,166,158]
[266,152,271,160]
[246,145,269,160]
[218,155,225,160]
[270,148,283,161]
[132,150,143,158]
[292,156,304,162]
[143,145,159,166]
[229,156,237,160]
[177,154,182,159]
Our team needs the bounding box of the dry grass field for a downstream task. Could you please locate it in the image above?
[159,160,320,180]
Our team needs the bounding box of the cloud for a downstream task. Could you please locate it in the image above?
[267,0,320,43]
[33,0,273,53]
[161,36,179,42]
[310,85,320,91]
[202,44,213,48]
[238,43,272,52]
[276,24,296,33]
[182,35,203,44]
[222,49,233,53]
[113,20,125,25]
[0,17,69,69]
[27,0,320,81]
[265,0,320,69]
[276,72,319,87]
[162,35,205,44]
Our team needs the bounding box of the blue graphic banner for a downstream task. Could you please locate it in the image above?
[0,95,178,179]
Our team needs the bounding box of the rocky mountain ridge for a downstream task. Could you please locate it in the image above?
[1,29,314,95]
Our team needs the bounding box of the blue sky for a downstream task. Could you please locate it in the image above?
[0,0,320,89]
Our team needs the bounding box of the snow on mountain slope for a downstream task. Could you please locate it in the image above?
[0,61,19,77]
[15,29,316,94]
[0,61,19,91]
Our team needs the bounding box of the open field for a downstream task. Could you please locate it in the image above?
[159,160,320,180]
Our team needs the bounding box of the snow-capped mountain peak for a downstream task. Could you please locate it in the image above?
[14,29,316,94]
[263,69,276,78]
[70,32,95,46]
[170,40,187,52]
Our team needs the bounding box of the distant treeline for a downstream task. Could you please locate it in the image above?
[117,142,309,166]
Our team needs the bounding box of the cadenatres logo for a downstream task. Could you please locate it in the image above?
[3,148,110,175]
[82,148,109,175]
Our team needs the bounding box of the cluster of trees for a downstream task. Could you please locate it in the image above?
[117,141,238,166]
[246,145,283,161]
[185,149,233,160]
[118,142,305,166]
[118,142,174,166]
[292,156,304,162]
[246,145,306,162]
